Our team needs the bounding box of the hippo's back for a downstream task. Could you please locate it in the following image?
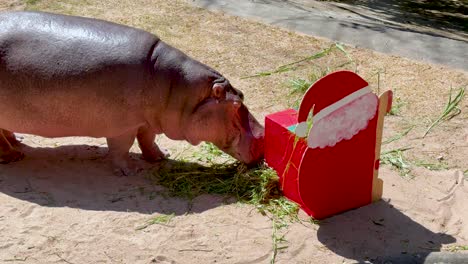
[0,12,161,138]
[0,11,159,78]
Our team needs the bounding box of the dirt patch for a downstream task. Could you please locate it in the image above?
[0,0,25,10]
[0,0,467,263]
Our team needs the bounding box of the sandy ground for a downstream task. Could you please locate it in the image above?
[0,136,467,263]
[0,0,467,263]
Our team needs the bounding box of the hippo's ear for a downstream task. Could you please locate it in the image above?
[212,83,227,100]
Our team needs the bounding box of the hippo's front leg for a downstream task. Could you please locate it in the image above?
[106,131,138,176]
[137,127,169,162]
[2,130,21,146]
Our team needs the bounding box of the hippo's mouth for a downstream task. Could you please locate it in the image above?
[187,137,202,146]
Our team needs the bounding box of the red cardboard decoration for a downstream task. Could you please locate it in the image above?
[265,71,392,219]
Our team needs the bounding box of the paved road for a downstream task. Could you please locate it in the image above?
[191,0,468,71]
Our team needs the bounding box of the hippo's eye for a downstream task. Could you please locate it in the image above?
[231,88,244,101]
[228,87,244,101]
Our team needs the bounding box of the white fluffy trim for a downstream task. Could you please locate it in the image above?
[308,92,378,149]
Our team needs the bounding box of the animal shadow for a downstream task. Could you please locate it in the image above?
[0,144,234,215]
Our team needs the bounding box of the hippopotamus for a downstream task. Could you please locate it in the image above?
[0,11,264,175]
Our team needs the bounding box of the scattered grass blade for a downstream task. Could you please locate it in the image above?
[241,44,343,79]
[381,147,413,177]
[136,213,175,230]
[423,86,465,137]
[383,126,414,145]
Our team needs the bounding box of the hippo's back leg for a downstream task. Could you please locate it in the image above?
[106,131,139,176]
[0,129,24,164]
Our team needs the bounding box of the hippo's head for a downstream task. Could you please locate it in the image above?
[185,80,264,166]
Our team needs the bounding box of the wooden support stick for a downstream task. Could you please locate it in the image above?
[372,90,393,202]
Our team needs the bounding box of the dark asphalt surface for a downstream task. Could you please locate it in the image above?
[192,0,467,71]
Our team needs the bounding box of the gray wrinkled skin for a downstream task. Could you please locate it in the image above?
[0,11,264,175]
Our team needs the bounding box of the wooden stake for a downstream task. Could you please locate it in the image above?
[372,90,393,202]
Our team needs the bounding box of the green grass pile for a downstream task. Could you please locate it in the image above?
[151,161,282,203]
[146,145,302,264]
[147,143,297,214]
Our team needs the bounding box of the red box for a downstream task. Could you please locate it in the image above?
[265,71,392,219]
[265,109,309,211]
